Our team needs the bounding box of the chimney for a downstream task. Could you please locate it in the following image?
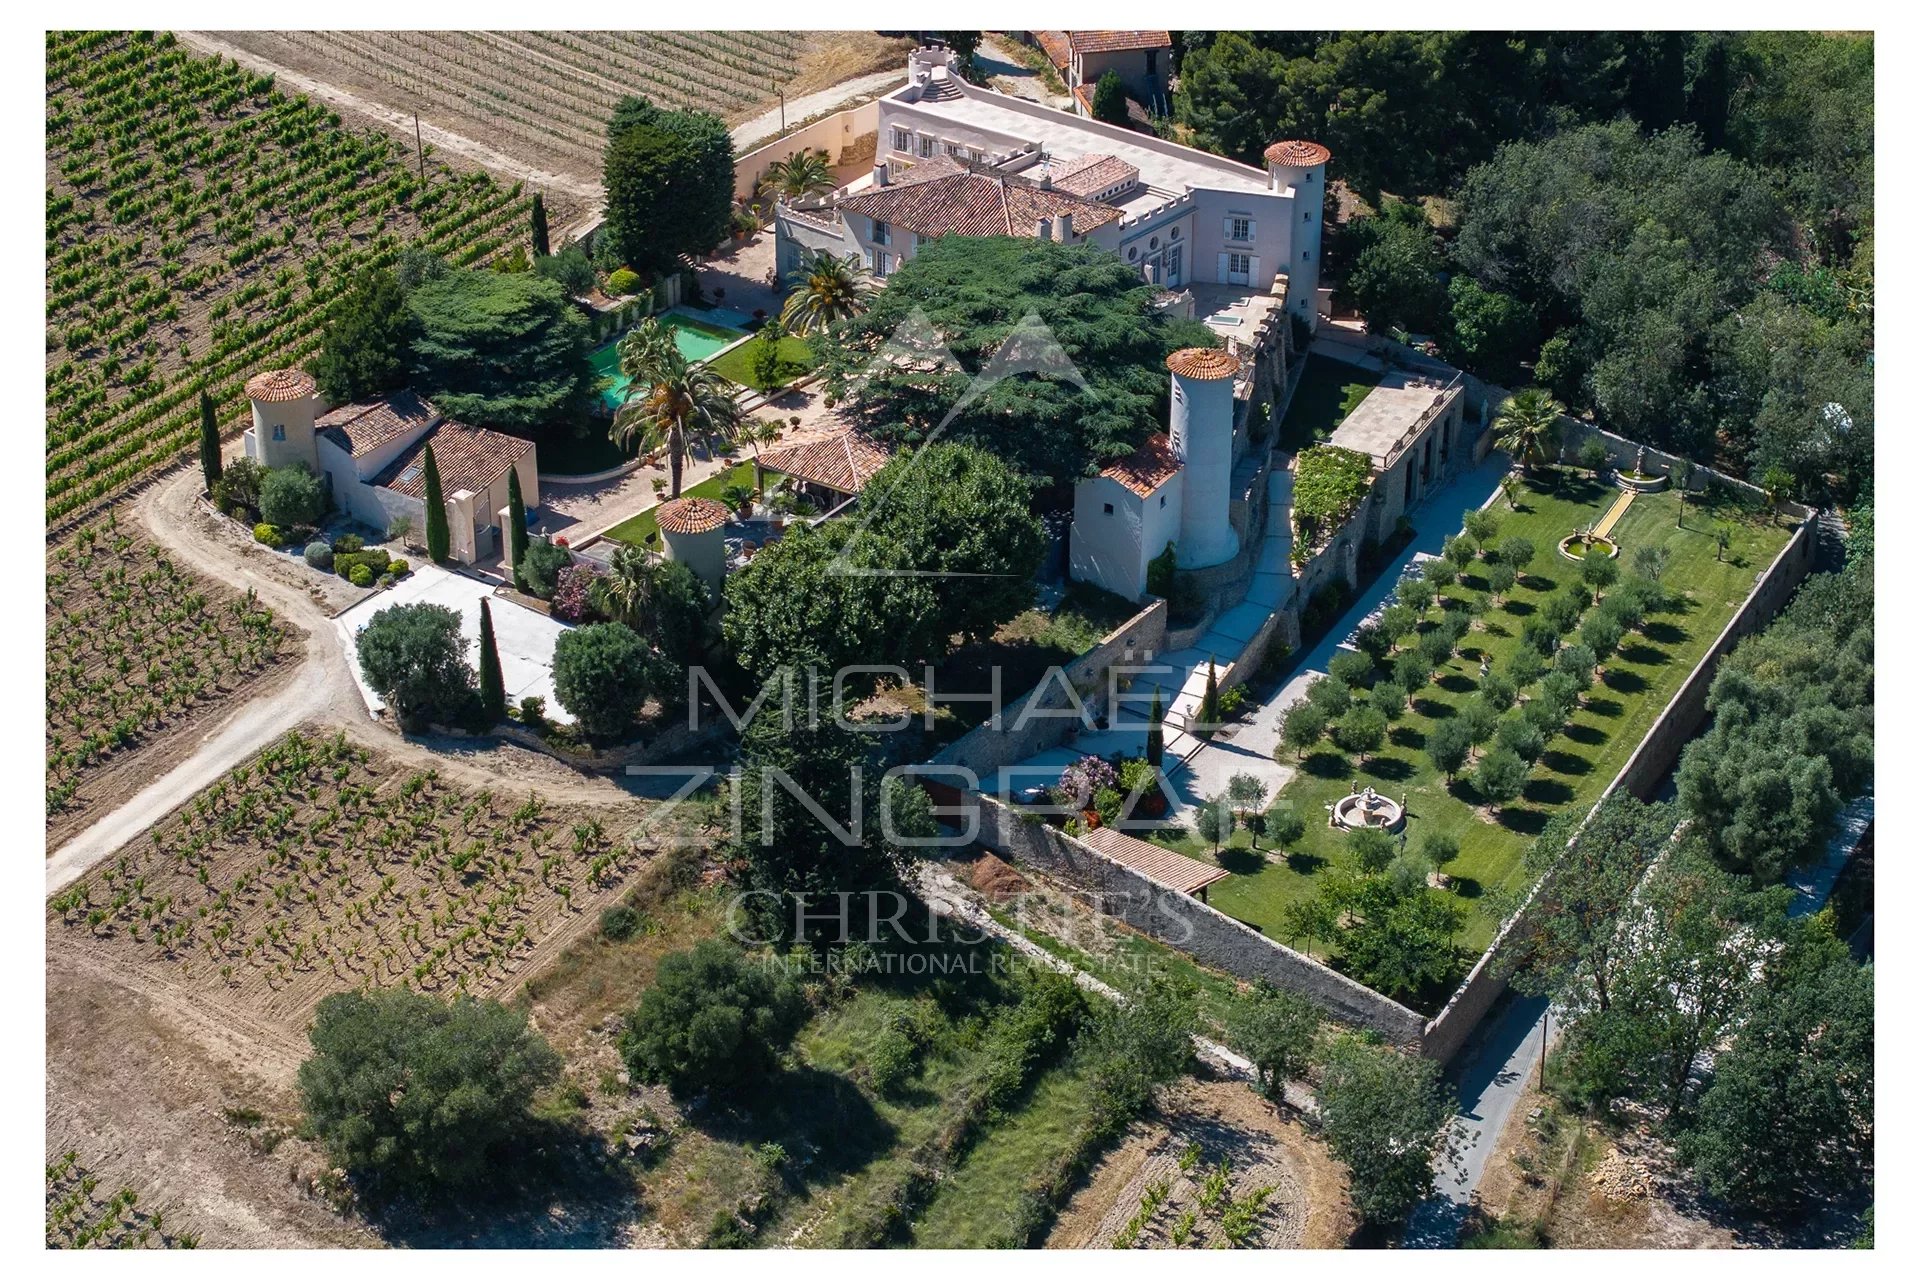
[1057,212,1073,241]
[872,162,889,188]
[1035,217,1052,241]
[1038,171,1053,191]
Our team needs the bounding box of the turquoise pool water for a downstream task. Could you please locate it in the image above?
[593,309,750,411]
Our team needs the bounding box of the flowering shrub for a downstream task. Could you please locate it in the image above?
[1055,754,1119,808]
[551,563,600,623]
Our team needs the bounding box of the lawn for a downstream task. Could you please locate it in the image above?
[600,462,757,547]
[1184,472,1793,979]
[1279,354,1383,451]
[708,332,818,393]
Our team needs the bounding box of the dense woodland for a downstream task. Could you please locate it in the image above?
[1173,31,1872,502]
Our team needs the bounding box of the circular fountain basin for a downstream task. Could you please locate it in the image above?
[1331,791,1405,832]
[1558,534,1619,561]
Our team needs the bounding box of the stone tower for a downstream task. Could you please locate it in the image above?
[1264,140,1331,330]
[244,368,319,471]
[1166,348,1240,570]
[655,497,730,597]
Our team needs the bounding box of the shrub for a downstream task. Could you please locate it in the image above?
[605,267,641,296]
[348,563,374,588]
[620,940,808,1097]
[553,621,662,738]
[355,602,473,728]
[298,990,560,1199]
[252,522,283,545]
[1306,673,1351,717]
[259,464,327,528]
[517,695,547,731]
[1330,649,1374,688]
[551,563,600,623]
[517,539,571,598]
[388,557,410,577]
[303,541,334,570]
[211,456,265,513]
[599,905,642,941]
[332,533,365,554]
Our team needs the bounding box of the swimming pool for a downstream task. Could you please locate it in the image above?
[592,308,752,411]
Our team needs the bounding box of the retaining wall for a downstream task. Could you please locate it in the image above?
[931,785,1427,1044]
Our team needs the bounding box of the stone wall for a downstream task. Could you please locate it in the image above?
[929,598,1169,781]
[933,785,1428,1044]
[1420,513,1818,1061]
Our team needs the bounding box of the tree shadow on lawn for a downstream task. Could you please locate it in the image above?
[1217,846,1267,875]
[1435,672,1477,695]
[1583,697,1625,719]
[1361,757,1414,783]
[1301,751,1355,781]
[1617,641,1671,666]
[1284,850,1327,875]
[368,1118,644,1247]
[1562,721,1607,747]
[1497,805,1551,837]
[1539,749,1593,777]
[1641,620,1687,647]
[1602,668,1648,696]
[1502,598,1538,617]
[1480,620,1513,639]
[1523,777,1575,807]
[1390,724,1427,750]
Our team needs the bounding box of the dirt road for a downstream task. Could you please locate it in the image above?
[46,465,646,897]
[730,69,905,151]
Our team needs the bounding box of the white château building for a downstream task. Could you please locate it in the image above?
[776,45,1327,322]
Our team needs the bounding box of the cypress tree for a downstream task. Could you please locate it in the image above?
[1146,690,1165,767]
[422,442,450,563]
[198,390,223,493]
[477,597,507,724]
[530,193,550,258]
[1197,659,1220,737]
[507,465,529,575]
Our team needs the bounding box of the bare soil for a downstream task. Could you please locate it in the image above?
[1046,1077,1354,1249]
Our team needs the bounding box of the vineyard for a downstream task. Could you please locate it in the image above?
[49,729,651,1026]
[44,30,532,529]
[46,512,291,832]
[223,30,810,177]
[46,1153,196,1249]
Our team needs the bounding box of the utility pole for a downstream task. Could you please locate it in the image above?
[414,113,424,179]
[1538,1007,1549,1089]
[778,86,785,136]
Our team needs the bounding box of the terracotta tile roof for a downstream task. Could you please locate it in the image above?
[655,497,730,535]
[1166,348,1239,380]
[757,429,894,496]
[1078,826,1230,896]
[1069,31,1173,55]
[316,389,439,459]
[1033,30,1072,70]
[841,165,1122,240]
[1100,434,1182,497]
[373,421,533,501]
[1263,139,1332,168]
[245,368,316,403]
[1050,154,1140,198]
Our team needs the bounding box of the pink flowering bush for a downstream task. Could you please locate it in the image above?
[1054,754,1118,809]
[551,563,600,623]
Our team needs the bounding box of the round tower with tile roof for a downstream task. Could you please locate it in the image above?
[1166,348,1240,570]
[1265,140,1331,329]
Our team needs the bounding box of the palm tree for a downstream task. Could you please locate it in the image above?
[594,543,664,632]
[780,248,876,336]
[611,318,742,497]
[764,149,837,200]
[1492,387,1565,472]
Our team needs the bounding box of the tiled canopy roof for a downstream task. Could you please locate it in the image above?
[317,389,439,459]
[841,162,1122,240]
[1100,434,1182,497]
[1263,139,1332,168]
[1050,153,1140,198]
[245,368,316,403]
[1166,348,1239,381]
[655,497,731,534]
[1069,31,1173,55]
[1078,826,1230,896]
[757,429,894,496]
[373,421,532,501]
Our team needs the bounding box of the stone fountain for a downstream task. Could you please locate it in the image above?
[1330,785,1406,832]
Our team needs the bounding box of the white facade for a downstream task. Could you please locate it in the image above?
[777,47,1327,306]
[1168,362,1239,569]
[1069,469,1181,602]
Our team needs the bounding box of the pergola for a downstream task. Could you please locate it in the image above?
[1078,826,1231,901]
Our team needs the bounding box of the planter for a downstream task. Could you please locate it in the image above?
[1613,470,1670,493]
